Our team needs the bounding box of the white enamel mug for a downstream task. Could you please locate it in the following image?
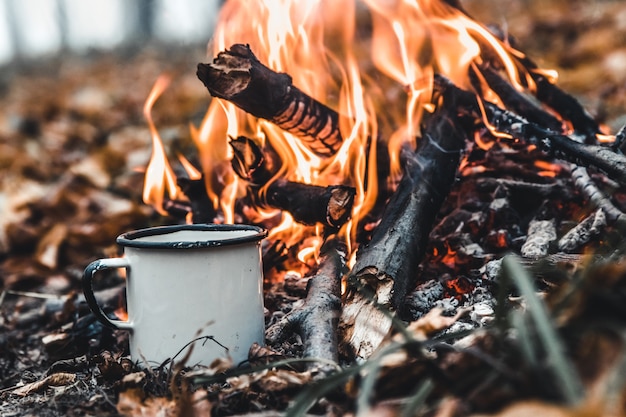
[83,224,267,367]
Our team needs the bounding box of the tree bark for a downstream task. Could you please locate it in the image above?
[341,105,467,360]
[266,237,346,375]
[197,44,343,157]
[230,136,356,228]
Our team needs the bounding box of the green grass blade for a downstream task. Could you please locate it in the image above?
[510,309,538,367]
[400,378,434,417]
[501,255,584,404]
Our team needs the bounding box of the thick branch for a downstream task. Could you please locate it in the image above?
[197,44,343,157]
[264,180,356,228]
[341,106,467,359]
[230,136,356,228]
[434,75,626,187]
[266,237,346,375]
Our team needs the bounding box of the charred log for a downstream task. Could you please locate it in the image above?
[197,44,343,157]
[434,75,626,187]
[230,136,356,228]
[266,237,346,375]
[471,64,563,132]
[341,105,467,360]
[516,55,602,143]
[485,178,569,199]
[229,136,273,185]
[476,29,602,143]
[263,180,355,228]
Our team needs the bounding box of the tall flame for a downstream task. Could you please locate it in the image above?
[142,74,181,215]
[143,0,550,258]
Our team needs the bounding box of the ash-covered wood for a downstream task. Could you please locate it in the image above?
[487,178,568,198]
[520,218,557,258]
[558,209,606,253]
[569,164,626,227]
[230,136,356,228]
[266,237,346,375]
[197,44,343,157]
[341,105,467,360]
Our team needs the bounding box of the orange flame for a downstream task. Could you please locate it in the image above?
[143,0,561,265]
[142,74,182,215]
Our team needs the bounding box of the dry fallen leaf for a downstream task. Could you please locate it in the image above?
[12,372,76,396]
[35,223,68,269]
[404,307,470,341]
[471,401,574,417]
[117,389,178,417]
[117,387,212,417]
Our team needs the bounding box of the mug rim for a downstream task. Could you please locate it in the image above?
[116,224,267,249]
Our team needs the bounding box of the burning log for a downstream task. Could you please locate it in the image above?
[473,26,602,142]
[197,44,343,157]
[341,104,467,360]
[434,75,626,187]
[471,65,563,132]
[261,181,356,228]
[229,136,273,185]
[514,54,602,143]
[230,136,356,228]
[266,236,346,375]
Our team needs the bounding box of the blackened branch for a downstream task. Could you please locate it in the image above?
[229,136,356,228]
[434,75,626,187]
[341,104,467,359]
[197,44,343,157]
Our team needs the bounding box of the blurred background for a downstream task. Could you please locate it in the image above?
[0,0,220,64]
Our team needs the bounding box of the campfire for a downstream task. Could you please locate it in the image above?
[2,0,626,415]
[142,0,624,362]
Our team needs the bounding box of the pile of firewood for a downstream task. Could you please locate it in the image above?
[1,0,626,416]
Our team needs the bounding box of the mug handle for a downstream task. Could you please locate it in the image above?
[82,258,133,330]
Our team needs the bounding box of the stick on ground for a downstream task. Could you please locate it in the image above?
[265,237,346,375]
[230,136,356,228]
